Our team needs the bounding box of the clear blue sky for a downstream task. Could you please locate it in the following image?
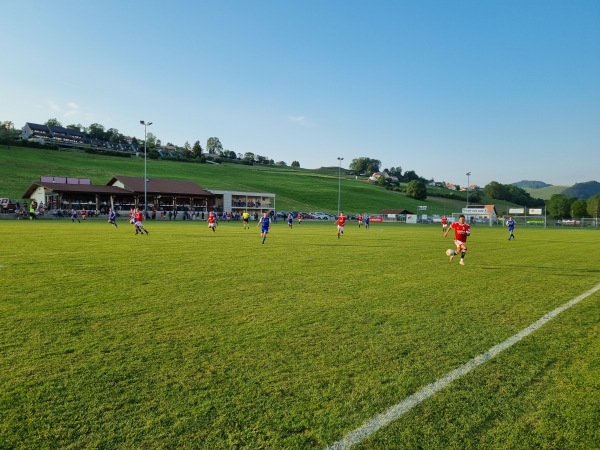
[3,0,599,187]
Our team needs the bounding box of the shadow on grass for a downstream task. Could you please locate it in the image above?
[480,264,600,274]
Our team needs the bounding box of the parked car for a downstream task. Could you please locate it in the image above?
[3,203,17,213]
[312,212,332,220]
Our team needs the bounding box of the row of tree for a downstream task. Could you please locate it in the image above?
[483,182,545,207]
[348,157,426,184]
[546,194,600,219]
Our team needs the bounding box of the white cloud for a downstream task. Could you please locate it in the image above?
[289,115,306,124]
[47,100,60,113]
[63,102,81,118]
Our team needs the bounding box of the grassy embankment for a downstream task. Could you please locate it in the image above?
[1,145,490,215]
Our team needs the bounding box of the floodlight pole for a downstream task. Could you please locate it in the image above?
[337,157,344,216]
[140,120,153,216]
[466,171,471,206]
[4,121,12,149]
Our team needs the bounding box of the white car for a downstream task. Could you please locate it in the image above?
[312,212,332,220]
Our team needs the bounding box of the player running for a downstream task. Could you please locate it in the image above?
[108,208,118,228]
[357,214,363,228]
[257,211,271,244]
[337,212,346,239]
[444,214,470,265]
[134,208,149,235]
[441,215,448,232]
[207,211,217,232]
[506,216,515,240]
[287,213,293,229]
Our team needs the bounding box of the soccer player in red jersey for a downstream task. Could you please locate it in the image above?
[207,211,217,232]
[134,208,149,235]
[357,214,363,228]
[444,214,470,265]
[441,215,448,232]
[337,212,346,239]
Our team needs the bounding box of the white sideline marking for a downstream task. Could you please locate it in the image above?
[326,283,600,450]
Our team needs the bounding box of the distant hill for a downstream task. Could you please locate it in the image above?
[522,185,568,200]
[512,180,552,189]
[562,181,600,200]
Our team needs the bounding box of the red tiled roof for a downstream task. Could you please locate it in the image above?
[108,176,213,196]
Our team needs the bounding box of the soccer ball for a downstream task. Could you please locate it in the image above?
[446,249,456,257]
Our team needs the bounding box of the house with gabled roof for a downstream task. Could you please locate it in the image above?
[22,175,276,217]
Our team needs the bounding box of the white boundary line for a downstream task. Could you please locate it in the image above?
[326,282,600,450]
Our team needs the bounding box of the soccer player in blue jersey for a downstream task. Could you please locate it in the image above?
[506,216,515,240]
[257,211,271,244]
[108,208,118,227]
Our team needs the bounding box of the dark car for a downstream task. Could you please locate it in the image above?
[2,203,17,213]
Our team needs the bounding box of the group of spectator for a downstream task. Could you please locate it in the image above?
[232,199,262,208]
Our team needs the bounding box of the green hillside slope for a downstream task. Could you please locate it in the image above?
[1,146,486,215]
[523,185,567,200]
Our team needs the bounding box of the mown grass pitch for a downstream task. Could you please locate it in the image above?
[1,219,598,449]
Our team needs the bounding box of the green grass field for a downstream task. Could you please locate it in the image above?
[1,219,598,449]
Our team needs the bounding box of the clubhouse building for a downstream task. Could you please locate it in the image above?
[22,175,276,216]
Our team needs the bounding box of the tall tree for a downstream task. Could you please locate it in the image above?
[406,180,427,200]
[349,157,381,174]
[586,195,600,220]
[570,199,588,218]
[291,161,300,168]
[88,123,106,140]
[106,128,120,142]
[547,194,574,219]
[387,166,402,179]
[206,137,223,155]
[191,140,203,159]
[66,123,84,131]
[45,118,62,127]
[403,170,420,182]
[484,181,509,200]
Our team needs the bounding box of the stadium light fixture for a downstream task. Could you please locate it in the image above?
[4,121,12,149]
[337,157,344,216]
[466,172,471,206]
[140,120,153,217]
